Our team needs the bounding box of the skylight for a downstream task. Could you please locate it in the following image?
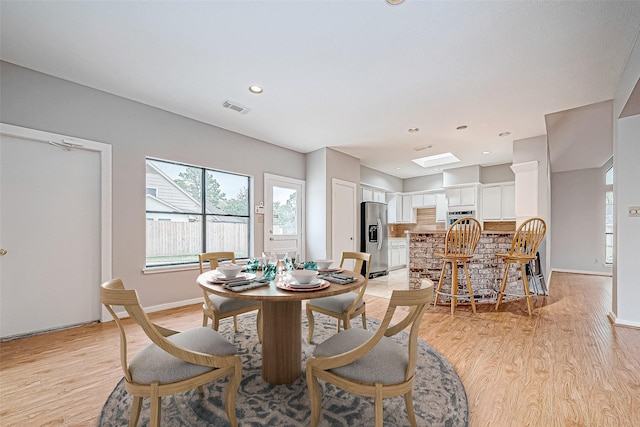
[411,152,460,168]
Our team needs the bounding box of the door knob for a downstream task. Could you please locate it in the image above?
[0,249,7,256]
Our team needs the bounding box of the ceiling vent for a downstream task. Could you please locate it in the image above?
[222,100,251,115]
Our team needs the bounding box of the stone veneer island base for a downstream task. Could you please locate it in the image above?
[408,231,530,304]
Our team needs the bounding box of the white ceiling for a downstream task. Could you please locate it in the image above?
[2,1,639,179]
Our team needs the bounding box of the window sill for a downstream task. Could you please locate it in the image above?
[142,264,200,275]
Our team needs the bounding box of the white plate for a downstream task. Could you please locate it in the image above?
[286,278,324,288]
[276,280,330,292]
[209,272,256,282]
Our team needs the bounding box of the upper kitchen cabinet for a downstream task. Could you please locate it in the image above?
[387,193,415,223]
[445,186,477,208]
[482,183,515,220]
[362,186,386,203]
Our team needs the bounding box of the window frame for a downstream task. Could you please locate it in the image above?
[605,165,613,265]
[145,158,252,268]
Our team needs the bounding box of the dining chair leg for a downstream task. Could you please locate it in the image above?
[374,384,384,427]
[149,384,161,427]
[463,263,477,313]
[306,369,322,427]
[306,307,315,343]
[495,262,510,310]
[361,311,367,329]
[129,396,142,427]
[233,315,239,332]
[202,312,208,327]
[404,390,418,427]
[520,263,533,315]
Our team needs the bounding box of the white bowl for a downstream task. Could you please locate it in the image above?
[315,259,333,270]
[217,264,243,279]
[290,269,319,284]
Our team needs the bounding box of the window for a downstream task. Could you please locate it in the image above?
[605,166,613,265]
[145,158,250,267]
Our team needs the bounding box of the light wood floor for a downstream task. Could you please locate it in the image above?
[1,272,638,426]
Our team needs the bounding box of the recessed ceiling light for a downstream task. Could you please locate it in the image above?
[411,152,461,168]
[499,131,511,137]
[408,127,419,133]
[395,167,402,170]
[413,144,432,151]
[386,0,405,5]
[249,85,263,94]
[482,151,491,155]
[456,125,468,130]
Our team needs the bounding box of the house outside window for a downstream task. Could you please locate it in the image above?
[605,166,613,265]
[145,158,250,267]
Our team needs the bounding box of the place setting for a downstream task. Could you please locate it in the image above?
[276,270,330,292]
[207,263,269,292]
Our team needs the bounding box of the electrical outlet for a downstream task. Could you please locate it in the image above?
[629,206,640,217]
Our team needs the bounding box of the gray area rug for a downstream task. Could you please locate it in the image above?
[99,314,469,426]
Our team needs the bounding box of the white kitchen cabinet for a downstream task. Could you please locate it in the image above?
[362,187,386,203]
[446,186,476,207]
[501,184,516,219]
[423,193,437,206]
[387,194,398,223]
[388,238,408,269]
[362,187,373,202]
[436,193,447,221]
[411,194,423,208]
[482,186,502,220]
[402,195,415,222]
[482,183,515,221]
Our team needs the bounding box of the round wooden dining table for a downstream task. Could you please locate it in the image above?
[197,270,365,385]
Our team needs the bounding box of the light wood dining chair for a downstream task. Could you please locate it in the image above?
[306,281,434,427]
[101,279,242,427]
[433,217,482,314]
[495,217,547,315]
[306,251,371,343]
[199,252,262,341]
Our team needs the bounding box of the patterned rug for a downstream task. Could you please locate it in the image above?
[99,314,469,426]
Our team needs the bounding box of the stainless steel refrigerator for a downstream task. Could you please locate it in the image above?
[360,202,389,278]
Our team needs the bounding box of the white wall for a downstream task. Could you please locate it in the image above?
[305,148,360,261]
[480,163,515,184]
[403,173,444,192]
[512,135,551,278]
[360,165,403,192]
[612,33,640,326]
[0,61,306,308]
[551,166,612,274]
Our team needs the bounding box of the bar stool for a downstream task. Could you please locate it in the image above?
[434,217,482,315]
[495,217,547,315]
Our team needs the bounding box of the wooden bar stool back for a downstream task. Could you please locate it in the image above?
[433,217,482,314]
[494,217,547,315]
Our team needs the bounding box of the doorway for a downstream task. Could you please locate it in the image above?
[0,124,111,339]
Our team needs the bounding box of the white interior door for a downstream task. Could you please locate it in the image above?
[0,124,111,338]
[264,173,305,261]
[331,179,357,265]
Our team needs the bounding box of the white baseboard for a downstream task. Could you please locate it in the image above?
[608,312,640,329]
[550,268,612,277]
[103,297,203,322]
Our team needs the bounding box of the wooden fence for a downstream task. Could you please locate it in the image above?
[146,221,249,258]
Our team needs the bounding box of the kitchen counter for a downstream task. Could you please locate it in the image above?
[408,231,522,303]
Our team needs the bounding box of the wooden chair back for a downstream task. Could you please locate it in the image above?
[339,251,372,310]
[508,217,546,257]
[199,252,236,273]
[100,279,237,381]
[309,280,433,381]
[443,217,482,256]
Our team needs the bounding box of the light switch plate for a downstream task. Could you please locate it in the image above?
[629,206,640,217]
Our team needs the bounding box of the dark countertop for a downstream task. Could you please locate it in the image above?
[407,230,514,235]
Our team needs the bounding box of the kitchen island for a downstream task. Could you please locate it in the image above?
[408,230,523,303]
